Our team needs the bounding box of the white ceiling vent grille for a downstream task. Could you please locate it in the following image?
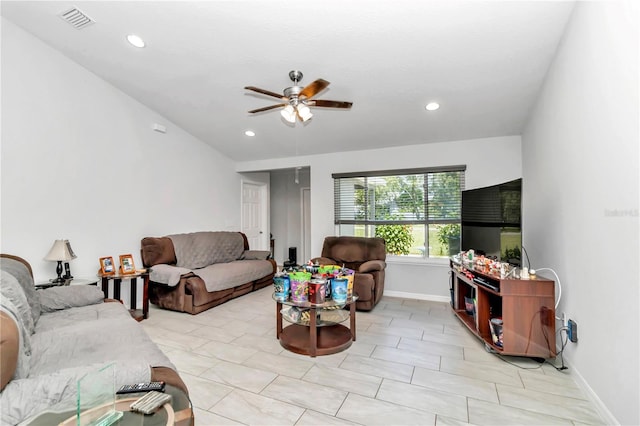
[59,7,95,30]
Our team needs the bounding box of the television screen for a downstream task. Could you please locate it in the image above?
[461,178,522,265]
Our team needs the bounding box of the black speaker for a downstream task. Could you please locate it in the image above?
[288,247,297,263]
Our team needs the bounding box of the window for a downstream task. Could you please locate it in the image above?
[333,166,465,258]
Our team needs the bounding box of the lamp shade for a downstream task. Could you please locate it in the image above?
[44,239,77,262]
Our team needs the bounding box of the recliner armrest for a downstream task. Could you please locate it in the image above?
[358,260,386,273]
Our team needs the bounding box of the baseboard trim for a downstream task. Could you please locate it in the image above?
[563,360,619,425]
[383,290,450,303]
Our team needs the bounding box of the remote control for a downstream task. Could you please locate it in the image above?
[130,390,172,415]
[116,381,165,394]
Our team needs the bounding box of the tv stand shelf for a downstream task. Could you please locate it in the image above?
[450,260,556,358]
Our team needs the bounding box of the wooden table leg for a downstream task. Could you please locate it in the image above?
[130,277,137,311]
[101,277,109,298]
[142,275,149,319]
[309,307,317,357]
[350,300,356,341]
[113,278,122,301]
[276,301,282,339]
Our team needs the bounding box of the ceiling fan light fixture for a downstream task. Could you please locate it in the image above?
[297,104,313,122]
[281,105,296,123]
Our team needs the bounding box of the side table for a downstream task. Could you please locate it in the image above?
[98,270,150,321]
[275,294,358,357]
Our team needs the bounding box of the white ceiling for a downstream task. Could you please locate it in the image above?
[1,1,575,162]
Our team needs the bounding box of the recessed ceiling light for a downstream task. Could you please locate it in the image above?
[425,102,440,111]
[127,34,145,48]
[244,130,256,137]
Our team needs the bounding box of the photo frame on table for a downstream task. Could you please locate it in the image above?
[119,254,136,274]
[99,256,115,275]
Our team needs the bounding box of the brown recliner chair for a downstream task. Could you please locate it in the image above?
[311,236,386,311]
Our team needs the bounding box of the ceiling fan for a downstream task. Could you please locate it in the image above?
[245,70,353,123]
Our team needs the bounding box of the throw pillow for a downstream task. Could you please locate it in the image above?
[38,286,105,313]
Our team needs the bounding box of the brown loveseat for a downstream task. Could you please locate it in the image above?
[141,231,277,314]
[311,236,386,311]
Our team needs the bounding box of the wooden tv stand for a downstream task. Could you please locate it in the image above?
[450,259,556,358]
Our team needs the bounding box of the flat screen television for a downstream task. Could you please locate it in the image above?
[461,178,522,265]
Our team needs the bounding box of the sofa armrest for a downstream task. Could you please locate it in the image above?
[310,257,336,265]
[358,260,386,273]
[38,286,104,313]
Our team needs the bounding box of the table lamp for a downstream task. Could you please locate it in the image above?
[44,239,77,283]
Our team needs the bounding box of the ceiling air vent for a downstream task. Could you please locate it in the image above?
[59,7,95,30]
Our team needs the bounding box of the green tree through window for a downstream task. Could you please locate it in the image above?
[333,166,465,258]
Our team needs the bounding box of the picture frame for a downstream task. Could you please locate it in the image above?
[99,256,115,275]
[119,254,136,275]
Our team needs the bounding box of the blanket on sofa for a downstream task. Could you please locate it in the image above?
[169,231,244,269]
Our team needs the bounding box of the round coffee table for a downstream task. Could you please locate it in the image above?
[274,293,358,357]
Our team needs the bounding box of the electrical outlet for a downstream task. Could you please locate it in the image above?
[568,319,578,342]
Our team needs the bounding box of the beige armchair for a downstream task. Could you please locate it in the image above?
[311,236,386,311]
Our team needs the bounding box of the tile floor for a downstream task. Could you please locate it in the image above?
[142,287,605,425]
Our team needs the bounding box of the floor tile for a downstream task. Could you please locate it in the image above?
[166,348,220,376]
[201,359,278,393]
[412,366,499,403]
[193,407,245,425]
[440,356,523,387]
[180,372,234,411]
[376,379,469,422]
[193,340,258,364]
[242,351,314,379]
[302,364,382,398]
[261,375,348,416]
[467,397,572,425]
[370,344,441,370]
[210,388,305,425]
[336,393,436,425]
[295,409,361,425]
[496,383,603,424]
[398,337,464,359]
[339,354,414,383]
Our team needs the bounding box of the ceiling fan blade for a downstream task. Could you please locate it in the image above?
[299,79,330,99]
[248,104,286,113]
[309,99,353,109]
[244,86,286,100]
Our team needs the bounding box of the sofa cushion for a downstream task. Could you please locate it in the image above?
[169,231,245,269]
[0,311,19,391]
[194,260,275,292]
[0,257,40,325]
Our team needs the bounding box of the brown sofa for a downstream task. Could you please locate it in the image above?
[141,231,277,314]
[311,236,386,311]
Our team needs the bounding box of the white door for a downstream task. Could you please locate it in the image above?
[301,187,311,263]
[242,181,268,250]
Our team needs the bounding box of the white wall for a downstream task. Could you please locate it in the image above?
[238,135,522,298]
[522,2,639,424]
[1,19,242,284]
